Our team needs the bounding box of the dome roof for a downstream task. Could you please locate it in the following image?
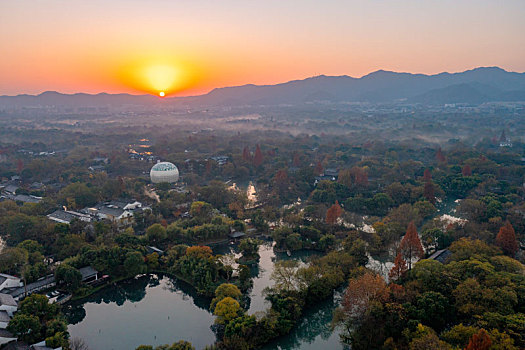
[150,162,179,183]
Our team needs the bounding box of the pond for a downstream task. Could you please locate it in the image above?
[65,274,215,350]
[66,243,347,350]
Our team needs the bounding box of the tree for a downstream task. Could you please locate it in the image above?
[423,182,435,204]
[465,329,492,350]
[7,314,41,343]
[435,148,446,163]
[242,146,251,162]
[124,251,146,276]
[314,161,324,176]
[389,252,407,282]
[253,144,263,167]
[69,337,90,350]
[146,224,167,245]
[210,283,242,311]
[338,272,388,328]
[271,260,300,292]
[18,294,58,322]
[213,297,241,324]
[423,169,432,182]
[55,264,82,293]
[326,201,343,225]
[399,221,424,270]
[238,238,261,261]
[462,165,472,176]
[495,222,519,256]
[0,247,28,275]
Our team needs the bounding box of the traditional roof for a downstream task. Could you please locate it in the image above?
[428,249,452,264]
[229,231,246,239]
[0,293,17,307]
[0,310,11,323]
[79,266,98,281]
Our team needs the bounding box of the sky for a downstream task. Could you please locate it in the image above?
[1,0,524,96]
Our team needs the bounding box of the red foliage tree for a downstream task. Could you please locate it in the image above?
[465,329,492,350]
[399,221,424,270]
[352,167,368,187]
[423,169,432,182]
[389,252,408,282]
[242,147,252,162]
[292,153,301,167]
[314,161,324,176]
[423,181,435,204]
[341,272,389,323]
[435,147,446,163]
[16,159,23,173]
[462,164,472,176]
[495,221,519,256]
[326,201,343,225]
[253,144,263,167]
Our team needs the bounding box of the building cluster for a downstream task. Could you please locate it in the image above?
[47,199,150,227]
[0,267,102,349]
[0,179,43,204]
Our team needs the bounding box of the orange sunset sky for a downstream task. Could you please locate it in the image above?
[1,0,524,96]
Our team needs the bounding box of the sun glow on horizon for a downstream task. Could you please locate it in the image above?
[116,57,201,96]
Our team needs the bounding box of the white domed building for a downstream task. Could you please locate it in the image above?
[150,161,179,184]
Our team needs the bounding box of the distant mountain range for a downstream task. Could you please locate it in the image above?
[1,67,525,108]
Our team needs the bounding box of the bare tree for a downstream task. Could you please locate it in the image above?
[69,338,90,350]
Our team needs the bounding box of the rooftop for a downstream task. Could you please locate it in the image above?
[0,293,17,307]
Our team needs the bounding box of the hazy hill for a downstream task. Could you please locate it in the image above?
[1,67,525,108]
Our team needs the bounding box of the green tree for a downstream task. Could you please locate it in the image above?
[146,224,167,245]
[124,251,146,276]
[213,297,241,324]
[7,314,41,343]
[55,264,83,293]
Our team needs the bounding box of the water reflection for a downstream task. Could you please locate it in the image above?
[65,274,215,350]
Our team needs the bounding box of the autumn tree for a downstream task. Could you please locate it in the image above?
[462,164,472,176]
[399,221,424,270]
[465,329,492,350]
[314,161,324,176]
[253,144,263,167]
[292,152,301,167]
[423,181,435,204]
[495,221,519,256]
[242,146,251,162]
[435,147,446,163]
[337,272,389,328]
[389,252,408,281]
[326,201,343,225]
[423,169,432,182]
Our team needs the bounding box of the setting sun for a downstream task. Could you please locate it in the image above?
[159,91,165,97]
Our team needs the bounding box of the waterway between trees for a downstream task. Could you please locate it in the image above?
[65,243,348,350]
[65,198,461,349]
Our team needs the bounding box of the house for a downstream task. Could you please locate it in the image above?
[229,231,246,240]
[324,168,339,178]
[79,266,98,284]
[92,157,109,164]
[0,310,11,329]
[86,200,148,226]
[0,294,17,317]
[30,340,62,350]
[428,249,452,264]
[0,274,22,292]
[146,246,164,256]
[8,275,56,300]
[88,165,106,173]
[0,329,17,347]
[3,185,18,195]
[47,209,91,224]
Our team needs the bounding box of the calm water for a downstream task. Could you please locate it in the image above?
[66,243,346,350]
[65,274,215,350]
